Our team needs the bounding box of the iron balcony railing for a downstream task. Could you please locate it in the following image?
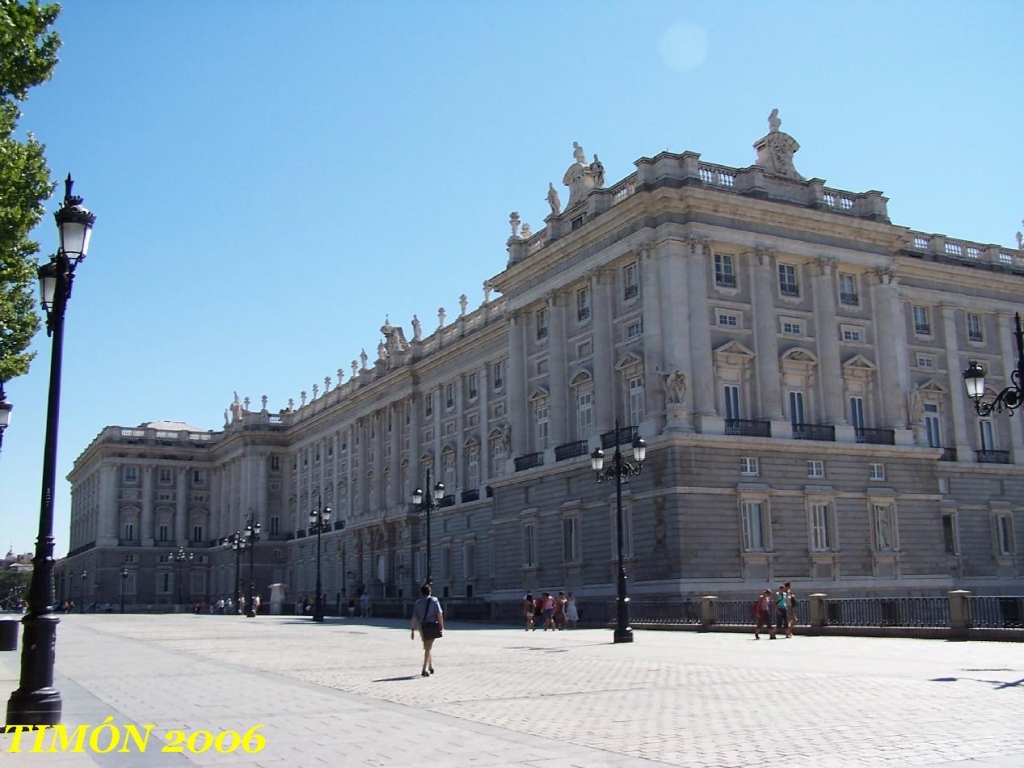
[460,489,480,503]
[855,427,895,445]
[792,423,836,442]
[601,425,638,449]
[514,452,544,472]
[939,447,957,462]
[555,440,589,462]
[725,419,771,437]
[976,450,1011,464]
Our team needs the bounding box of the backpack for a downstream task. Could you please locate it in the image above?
[751,600,760,616]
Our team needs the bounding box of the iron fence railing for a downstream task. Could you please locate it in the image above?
[627,601,701,625]
[822,597,949,628]
[968,596,1024,628]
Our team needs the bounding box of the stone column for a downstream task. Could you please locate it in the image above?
[639,243,665,430]
[141,465,154,546]
[408,398,420,495]
[688,236,715,420]
[941,305,972,460]
[812,258,846,429]
[997,312,1024,464]
[390,404,401,507]
[98,465,118,546]
[346,424,356,520]
[508,312,529,456]
[547,291,568,448]
[210,467,222,540]
[175,468,188,545]
[591,269,615,433]
[258,453,268,530]
[658,240,695,431]
[478,366,490,482]
[374,411,384,511]
[751,248,785,422]
[870,269,909,433]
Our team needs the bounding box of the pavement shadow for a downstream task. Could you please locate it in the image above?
[931,676,1024,690]
[371,675,419,682]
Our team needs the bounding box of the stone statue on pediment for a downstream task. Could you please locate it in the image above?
[561,141,597,209]
[660,369,687,405]
[360,348,368,370]
[547,183,561,216]
[411,315,422,341]
[510,211,521,238]
[753,109,804,180]
[591,154,605,187]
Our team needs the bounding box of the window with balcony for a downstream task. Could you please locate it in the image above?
[966,312,984,343]
[576,286,591,321]
[623,262,639,299]
[715,254,736,288]
[912,305,931,336]
[536,307,548,340]
[523,522,537,567]
[838,273,859,306]
[778,264,799,297]
[492,361,504,390]
[563,514,582,564]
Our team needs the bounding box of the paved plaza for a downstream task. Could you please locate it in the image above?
[1,614,1022,767]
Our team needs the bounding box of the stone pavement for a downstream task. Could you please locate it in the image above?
[1,613,1023,767]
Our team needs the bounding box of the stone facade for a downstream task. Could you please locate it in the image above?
[58,114,1024,610]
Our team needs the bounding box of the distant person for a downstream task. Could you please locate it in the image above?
[523,593,535,631]
[775,585,789,638]
[753,589,774,639]
[554,591,567,630]
[565,592,579,628]
[360,591,370,618]
[410,583,443,677]
[784,582,796,638]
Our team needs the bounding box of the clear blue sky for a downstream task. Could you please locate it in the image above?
[2,2,1021,556]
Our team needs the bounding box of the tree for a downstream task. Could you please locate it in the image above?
[0,0,61,385]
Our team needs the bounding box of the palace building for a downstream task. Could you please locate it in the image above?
[58,113,1024,612]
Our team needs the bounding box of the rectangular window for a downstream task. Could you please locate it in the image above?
[443,452,456,491]
[740,457,759,477]
[849,396,865,430]
[445,383,455,410]
[741,501,765,551]
[492,361,504,390]
[577,340,592,359]
[125,571,137,596]
[913,305,931,335]
[628,377,645,426]
[874,505,895,551]
[158,524,169,542]
[192,524,203,543]
[467,446,480,489]
[807,460,825,479]
[778,264,799,297]
[924,403,942,448]
[534,401,549,450]
[424,393,434,418]
[468,372,478,400]
[124,523,135,541]
[916,355,935,370]
[841,326,863,343]
[270,516,280,535]
[869,463,885,481]
[158,468,173,485]
[789,391,805,427]
[942,513,959,555]
[124,466,138,483]
[838,273,858,306]
[811,503,832,551]
[715,254,736,288]
[980,420,995,451]
[159,572,172,595]
[563,515,581,563]
[627,320,643,338]
[966,312,983,343]
[723,385,741,421]
[623,262,639,299]
[576,286,591,321]
[577,391,594,439]
[782,320,803,336]
[270,456,281,472]
[193,469,206,486]
[463,542,475,580]
[523,522,537,567]
[536,307,548,339]
[717,311,739,328]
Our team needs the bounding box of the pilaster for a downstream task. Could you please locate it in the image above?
[941,305,972,461]
[547,291,569,447]
[141,465,154,546]
[592,269,615,433]
[812,257,845,426]
[750,247,784,420]
[175,467,188,545]
[997,312,1024,464]
[687,235,715,418]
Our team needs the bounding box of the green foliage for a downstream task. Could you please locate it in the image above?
[0,0,62,384]
[0,567,31,603]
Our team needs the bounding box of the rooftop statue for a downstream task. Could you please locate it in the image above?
[768,108,781,133]
[546,182,561,216]
[753,108,803,180]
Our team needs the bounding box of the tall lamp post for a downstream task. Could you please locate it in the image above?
[411,470,444,585]
[80,571,87,612]
[309,494,332,622]
[170,547,193,607]
[120,567,128,614]
[7,175,95,726]
[226,531,246,614]
[963,312,1024,416]
[244,517,261,618]
[590,420,646,645]
[0,381,12,456]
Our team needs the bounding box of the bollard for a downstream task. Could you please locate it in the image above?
[700,596,718,630]
[0,619,18,652]
[808,593,828,634]
[948,590,972,634]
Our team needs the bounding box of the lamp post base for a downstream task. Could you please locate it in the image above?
[6,615,62,726]
[312,612,324,623]
[613,626,634,643]
[6,688,62,727]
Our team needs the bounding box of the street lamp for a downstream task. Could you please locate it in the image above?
[170,547,193,607]
[8,175,95,726]
[225,532,246,614]
[411,470,445,585]
[244,516,261,618]
[590,419,646,645]
[0,380,12,456]
[80,571,87,612]
[120,567,128,614]
[963,312,1024,417]
[309,494,332,622]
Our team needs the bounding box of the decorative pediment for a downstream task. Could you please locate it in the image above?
[842,354,877,380]
[119,504,140,516]
[441,444,456,456]
[528,386,550,401]
[463,434,479,448]
[917,378,948,395]
[488,426,505,440]
[780,346,819,365]
[615,351,643,371]
[568,369,593,388]
[713,340,755,361]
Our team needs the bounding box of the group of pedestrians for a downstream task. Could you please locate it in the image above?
[753,582,797,639]
[522,591,579,630]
